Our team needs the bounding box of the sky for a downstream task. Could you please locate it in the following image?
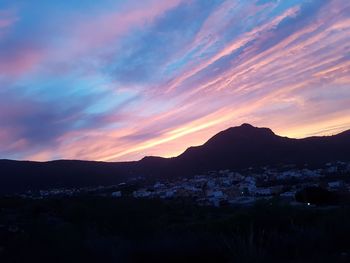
[0,0,349,162]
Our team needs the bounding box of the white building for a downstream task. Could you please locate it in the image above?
[133,190,152,198]
[328,181,343,189]
[254,188,272,196]
[111,191,122,198]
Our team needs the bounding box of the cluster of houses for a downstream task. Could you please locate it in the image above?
[19,185,121,199]
[130,161,350,206]
[17,161,350,207]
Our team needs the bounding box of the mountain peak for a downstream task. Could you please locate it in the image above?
[237,123,275,135]
[240,123,255,128]
[223,123,275,136]
[200,124,277,150]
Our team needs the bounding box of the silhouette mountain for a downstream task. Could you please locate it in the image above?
[0,124,349,193]
[171,123,350,173]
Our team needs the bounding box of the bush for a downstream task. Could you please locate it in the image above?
[295,187,339,205]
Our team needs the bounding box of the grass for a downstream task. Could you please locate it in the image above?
[0,196,350,262]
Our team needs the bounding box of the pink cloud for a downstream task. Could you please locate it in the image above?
[0,18,14,28]
[0,0,185,77]
[0,9,18,29]
[4,0,350,162]
[0,48,44,76]
[53,0,185,60]
[164,5,301,93]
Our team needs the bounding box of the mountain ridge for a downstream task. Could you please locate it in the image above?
[1,124,350,194]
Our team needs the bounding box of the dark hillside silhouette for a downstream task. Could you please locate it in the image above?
[1,124,349,193]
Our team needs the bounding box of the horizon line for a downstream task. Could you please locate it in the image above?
[2,123,349,163]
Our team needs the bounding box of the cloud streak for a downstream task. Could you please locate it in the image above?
[0,0,349,161]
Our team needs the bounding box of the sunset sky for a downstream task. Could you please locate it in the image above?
[0,0,349,161]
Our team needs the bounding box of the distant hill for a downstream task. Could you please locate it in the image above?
[1,123,349,194]
[171,123,350,173]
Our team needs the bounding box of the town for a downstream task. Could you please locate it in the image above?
[14,161,350,207]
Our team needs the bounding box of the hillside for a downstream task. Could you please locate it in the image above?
[1,124,349,193]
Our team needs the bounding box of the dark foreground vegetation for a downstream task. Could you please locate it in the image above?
[1,197,350,263]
